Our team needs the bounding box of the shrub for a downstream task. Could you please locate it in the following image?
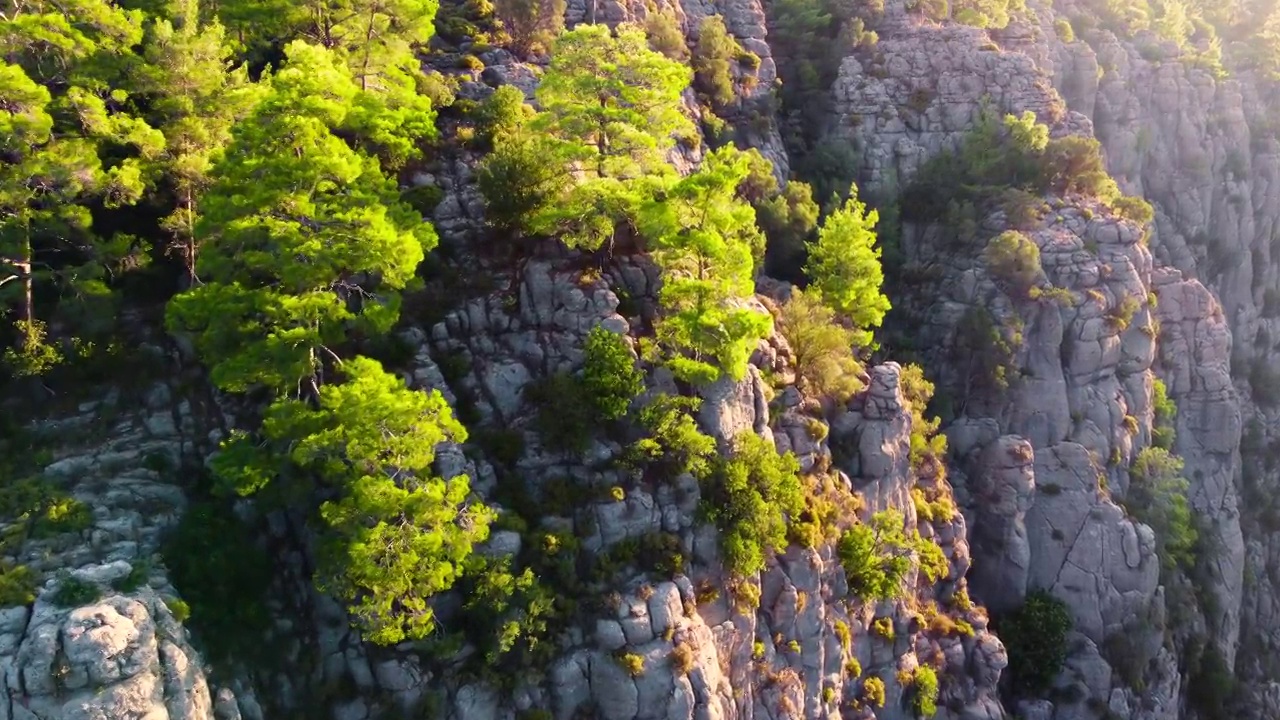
[872,616,895,639]
[400,184,445,216]
[1055,18,1076,41]
[631,394,717,479]
[1113,195,1154,225]
[582,326,644,420]
[459,53,485,71]
[1107,295,1142,330]
[777,290,863,402]
[1152,378,1177,450]
[526,373,595,452]
[50,575,100,608]
[916,537,949,583]
[998,589,1072,695]
[0,477,93,539]
[845,658,863,677]
[111,561,150,593]
[645,7,690,61]
[758,181,820,281]
[834,619,852,651]
[616,651,645,676]
[910,666,939,717]
[862,676,886,707]
[804,186,892,345]
[840,510,937,600]
[702,432,804,576]
[1188,645,1236,720]
[166,597,192,622]
[476,134,570,232]
[693,16,742,108]
[984,230,1042,294]
[475,85,534,148]
[494,0,566,55]
[1129,447,1199,573]
[0,563,37,606]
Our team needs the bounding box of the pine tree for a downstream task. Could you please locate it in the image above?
[638,146,773,383]
[526,23,695,250]
[141,0,265,284]
[274,357,490,644]
[0,0,164,375]
[494,0,566,56]
[804,184,891,347]
[166,41,434,396]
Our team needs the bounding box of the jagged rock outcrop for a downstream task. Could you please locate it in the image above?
[0,371,251,720]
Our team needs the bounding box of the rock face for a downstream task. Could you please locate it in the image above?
[8,0,1279,718]
[0,372,249,720]
[819,1,1252,716]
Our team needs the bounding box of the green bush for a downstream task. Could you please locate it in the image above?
[50,575,100,607]
[983,230,1042,294]
[111,561,151,593]
[494,0,566,55]
[0,563,37,607]
[702,432,804,576]
[693,16,743,108]
[399,184,445,216]
[644,7,690,61]
[1106,295,1144,337]
[616,651,645,676]
[582,326,644,420]
[839,510,938,600]
[1188,645,1236,720]
[526,372,595,452]
[1129,447,1199,573]
[165,597,192,622]
[758,180,820,281]
[1055,17,1076,41]
[903,108,1136,226]
[998,589,1072,695]
[631,394,717,480]
[863,675,886,707]
[1152,377,1177,450]
[475,85,534,148]
[0,477,93,539]
[910,666,939,717]
[777,290,863,402]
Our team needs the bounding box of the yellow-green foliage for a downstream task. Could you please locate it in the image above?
[777,289,863,402]
[900,364,948,469]
[984,230,1042,294]
[702,433,804,576]
[862,676,887,708]
[910,666,939,717]
[903,108,1146,226]
[644,7,690,60]
[872,616,895,639]
[693,15,744,108]
[1152,377,1177,450]
[834,619,852,651]
[1130,447,1199,573]
[804,186,892,346]
[617,652,645,676]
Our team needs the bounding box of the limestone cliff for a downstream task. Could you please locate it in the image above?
[2,0,1278,719]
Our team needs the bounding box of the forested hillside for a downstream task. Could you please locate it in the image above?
[1,0,1279,718]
